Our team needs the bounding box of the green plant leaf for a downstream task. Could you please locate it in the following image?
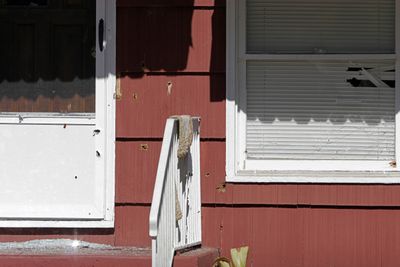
[230,246,249,267]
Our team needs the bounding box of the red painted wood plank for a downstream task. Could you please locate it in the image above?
[0,256,151,267]
[201,141,226,204]
[231,184,277,205]
[115,141,161,204]
[228,183,400,207]
[356,211,381,267]
[336,185,400,206]
[251,208,305,267]
[277,185,298,204]
[333,210,381,267]
[174,248,220,267]
[0,248,218,267]
[380,210,400,267]
[249,208,277,267]
[116,75,225,138]
[1,208,398,267]
[297,184,400,206]
[201,207,222,249]
[220,208,253,261]
[117,7,146,73]
[303,209,336,267]
[116,141,225,204]
[297,185,338,205]
[214,183,233,204]
[304,209,384,267]
[115,206,151,247]
[116,139,400,206]
[201,207,400,267]
[117,7,225,73]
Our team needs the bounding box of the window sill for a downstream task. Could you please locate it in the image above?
[227,170,400,184]
[0,220,114,228]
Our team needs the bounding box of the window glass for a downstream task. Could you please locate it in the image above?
[247,0,395,54]
[246,60,395,160]
[0,0,96,113]
[243,0,396,165]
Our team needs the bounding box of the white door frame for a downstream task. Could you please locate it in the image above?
[93,0,116,228]
[0,0,116,228]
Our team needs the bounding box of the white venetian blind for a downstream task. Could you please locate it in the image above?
[244,0,396,162]
[246,60,395,160]
[246,0,395,54]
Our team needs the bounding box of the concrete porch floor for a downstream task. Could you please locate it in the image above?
[0,239,218,267]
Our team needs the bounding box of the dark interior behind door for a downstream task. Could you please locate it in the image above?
[0,0,96,113]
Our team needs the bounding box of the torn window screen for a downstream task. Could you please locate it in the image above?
[246,60,396,161]
[346,66,395,88]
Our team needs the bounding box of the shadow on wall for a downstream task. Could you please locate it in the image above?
[0,0,226,239]
[117,0,226,102]
[210,1,226,102]
[0,0,97,112]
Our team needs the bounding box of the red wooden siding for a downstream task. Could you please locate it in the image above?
[116,0,226,139]
[116,75,225,138]
[1,1,400,267]
[226,184,400,206]
[0,256,150,267]
[116,141,161,204]
[116,140,226,204]
[115,206,151,247]
[0,0,226,250]
[117,6,225,74]
[114,0,400,266]
[203,207,400,267]
[116,139,400,207]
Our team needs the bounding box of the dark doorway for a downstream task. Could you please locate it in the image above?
[0,0,96,113]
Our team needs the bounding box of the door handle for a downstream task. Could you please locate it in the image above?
[98,18,104,52]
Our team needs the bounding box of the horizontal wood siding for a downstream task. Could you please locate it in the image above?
[116,141,226,204]
[116,75,225,138]
[116,139,400,207]
[115,206,151,247]
[117,7,225,74]
[114,1,400,266]
[203,207,400,267]
[2,1,400,267]
[114,0,227,253]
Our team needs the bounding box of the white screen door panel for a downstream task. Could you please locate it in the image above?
[0,0,115,224]
[0,123,102,219]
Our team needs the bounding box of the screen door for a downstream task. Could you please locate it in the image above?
[0,0,112,222]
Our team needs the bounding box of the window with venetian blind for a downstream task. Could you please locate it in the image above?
[227,0,399,181]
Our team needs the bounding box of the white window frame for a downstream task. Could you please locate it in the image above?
[0,0,116,228]
[226,0,400,183]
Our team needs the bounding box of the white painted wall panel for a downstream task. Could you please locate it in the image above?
[0,124,103,219]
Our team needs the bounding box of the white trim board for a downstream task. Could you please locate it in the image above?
[228,172,400,184]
